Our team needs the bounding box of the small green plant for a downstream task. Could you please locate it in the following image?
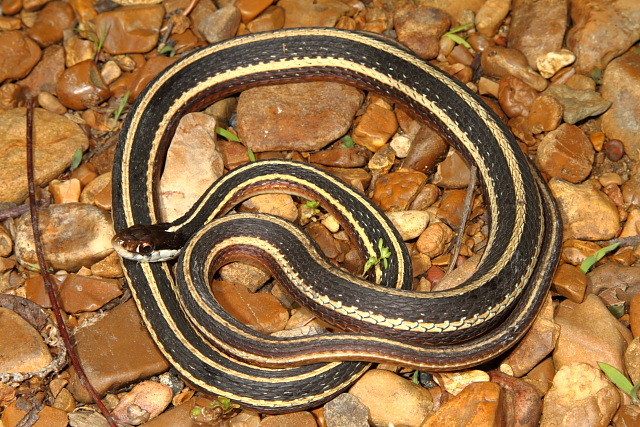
[589,68,604,85]
[247,147,256,162]
[598,362,639,403]
[159,44,176,57]
[209,396,240,412]
[341,135,355,148]
[443,23,472,49]
[215,126,241,142]
[112,91,130,127]
[304,199,321,214]
[363,238,392,275]
[580,242,620,274]
[70,147,83,171]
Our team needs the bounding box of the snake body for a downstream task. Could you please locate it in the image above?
[112,28,562,412]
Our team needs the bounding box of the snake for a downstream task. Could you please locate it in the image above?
[111,28,562,412]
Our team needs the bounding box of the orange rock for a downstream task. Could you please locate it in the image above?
[421,382,503,427]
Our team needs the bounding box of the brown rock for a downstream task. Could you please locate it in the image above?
[630,295,640,338]
[613,405,640,427]
[237,0,272,23]
[1,400,67,427]
[482,47,548,92]
[554,294,631,373]
[350,369,433,427]
[50,178,81,204]
[68,0,98,24]
[63,33,96,68]
[0,307,52,373]
[625,337,640,385]
[18,45,65,96]
[261,412,318,427]
[27,1,74,47]
[91,252,124,278]
[309,147,371,168]
[305,222,348,262]
[1,0,22,15]
[56,60,111,110]
[489,371,543,427]
[416,223,454,259]
[371,170,427,211]
[14,203,114,271]
[0,31,41,84]
[422,382,502,427]
[68,300,170,402]
[0,108,88,203]
[409,184,440,210]
[394,5,450,59]
[119,56,178,100]
[239,193,298,222]
[352,100,398,152]
[436,189,467,227]
[501,295,559,377]
[540,363,620,427]
[497,76,538,118]
[432,150,471,189]
[551,263,587,303]
[279,0,350,28]
[198,4,241,43]
[601,52,640,161]
[211,281,289,334]
[0,83,23,110]
[549,178,619,241]
[219,263,270,293]
[566,0,640,74]
[321,166,371,191]
[527,94,563,134]
[237,82,363,152]
[324,393,369,427]
[246,6,285,33]
[112,381,172,425]
[95,5,165,54]
[403,125,449,175]
[508,0,568,69]
[588,263,640,304]
[535,123,594,183]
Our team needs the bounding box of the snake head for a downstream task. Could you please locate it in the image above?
[112,224,186,262]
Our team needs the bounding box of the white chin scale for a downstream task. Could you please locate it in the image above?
[112,240,181,262]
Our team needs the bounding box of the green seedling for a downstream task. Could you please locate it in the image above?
[341,135,355,148]
[598,362,639,403]
[443,23,472,49]
[363,238,392,275]
[580,242,620,274]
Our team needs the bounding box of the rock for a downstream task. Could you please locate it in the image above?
[422,382,503,427]
[237,82,363,152]
[0,31,41,84]
[527,94,563,134]
[239,193,298,222]
[432,150,471,189]
[237,0,272,23]
[482,47,548,92]
[91,252,124,278]
[63,33,96,68]
[551,263,587,303]
[18,45,65,96]
[352,99,398,152]
[500,295,559,377]
[118,56,178,100]
[56,59,111,110]
[260,411,317,427]
[437,370,490,396]
[211,281,288,334]
[489,371,544,427]
[498,76,538,118]
[537,49,576,78]
[0,108,88,203]
[1,400,67,427]
[566,0,640,74]
[324,393,369,427]
[158,112,224,222]
[94,5,165,54]
[371,170,427,211]
[508,0,568,69]
[278,0,350,28]
[544,84,611,125]
[402,125,448,175]
[246,5,286,34]
[14,203,113,271]
[26,1,74,47]
[601,52,640,161]
[50,178,81,204]
[112,381,172,425]
[549,179,619,241]
[535,124,594,183]
[416,223,454,258]
[198,4,241,43]
[475,0,510,38]
[625,337,640,384]
[218,263,270,293]
[349,369,433,427]
[309,147,371,168]
[540,363,620,427]
[553,294,631,373]
[367,144,396,175]
[68,300,170,402]
[588,263,640,304]
[613,405,640,427]
[386,210,430,241]
[436,189,467,227]
[394,5,450,59]
[0,307,52,373]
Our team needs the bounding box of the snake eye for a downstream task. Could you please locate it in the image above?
[137,242,154,255]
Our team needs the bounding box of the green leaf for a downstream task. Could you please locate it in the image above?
[159,45,176,57]
[412,370,419,384]
[216,126,241,142]
[341,135,355,148]
[247,147,256,162]
[443,23,472,49]
[447,23,472,34]
[190,408,201,417]
[70,148,83,171]
[580,243,620,274]
[598,362,634,397]
[363,255,378,275]
[608,304,625,319]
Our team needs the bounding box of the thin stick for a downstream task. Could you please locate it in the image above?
[447,165,478,274]
[25,99,117,427]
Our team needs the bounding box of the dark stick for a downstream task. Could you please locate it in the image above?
[447,165,478,274]
[25,99,118,427]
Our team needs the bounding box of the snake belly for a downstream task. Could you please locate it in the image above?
[111,28,562,412]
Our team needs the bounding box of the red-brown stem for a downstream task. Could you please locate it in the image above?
[25,99,117,427]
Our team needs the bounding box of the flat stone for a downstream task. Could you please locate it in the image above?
[56,59,111,110]
[535,123,594,183]
[158,112,224,222]
[68,300,170,402]
[0,31,41,84]
[260,411,317,427]
[371,170,427,212]
[198,4,241,44]
[482,47,548,92]
[352,100,398,152]
[394,4,450,59]
[489,371,543,427]
[422,382,502,427]
[237,82,363,152]
[26,1,74,47]
[386,210,430,241]
[94,5,164,54]
[18,44,65,95]
[0,307,52,374]
[1,400,67,427]
[14,203,114,272]
[324,393,369,427]
[278,0,350,28]
[476,0,510,39]
[0,108,88,203]
[544,84,611,125]
[112,381,172,425]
